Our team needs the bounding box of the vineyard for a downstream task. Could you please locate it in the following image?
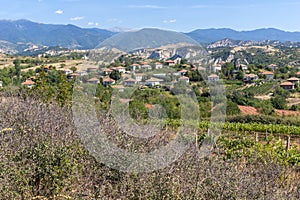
[163,119,300,135]
[242,82,276,95]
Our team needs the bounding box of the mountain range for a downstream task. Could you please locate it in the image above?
[1,19,300,54]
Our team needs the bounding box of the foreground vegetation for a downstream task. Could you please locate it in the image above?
[0,92,299,199]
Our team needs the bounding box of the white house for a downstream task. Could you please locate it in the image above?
[145,77,164,87]
[112,66,126,73]
[244,74,258,83]
[130,63,141,71]
[63,69,73,75]
[134,73,144,82]
[178,76,190,83]
[77,71,88,76]
[141,64,152,70]
[155,62,163,69]
[213,64,222,72]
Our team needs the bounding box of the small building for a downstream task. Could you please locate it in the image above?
[134,73,144,82]
[244,74,258,83]
[208,74,219,82]
[102,68,113,76]
[111,85,125,92]
[22,80,35,88]
[123,78,138,87]
[169,55,182,64]
[212,64,222,72]
[141,64,152,70]
[77,71,88,76]
[130,63,140,71]
[296,71,300,78]
[87,77,100,84]
[63,69,73,75]
[112,66,126,73]
[262,71,274,80]
[0,81,2,87]
[179,69,188,76]
[197,67,206,71]
[165,60,175,66]
[268,64,277,71]
[240,64,248,71]
[145,77,164,87]
[280,81,294,90]
[102,77,115,86]
[154,62,163,69]
[287,77,299,85]
[67,73,80,80]
[178,76,190,83]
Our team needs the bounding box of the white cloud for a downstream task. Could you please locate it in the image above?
[55,9,63,15]
[128,5,166,9]
[70,16,84,21]
[163,19,177,23]
[88,22,99,26]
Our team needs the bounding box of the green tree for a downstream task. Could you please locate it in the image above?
[236,70,244,81]
[13,59,21,80]
[226,100,241,115]
[70,66,77,73]
[271,96,287,110]
[109,70,121,81]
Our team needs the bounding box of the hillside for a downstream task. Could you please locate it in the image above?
[0,19,115,50]
[187,28,300,44]
[98,28,199,52]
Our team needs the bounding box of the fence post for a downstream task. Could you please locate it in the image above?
[286,135,291,153]
[255,132,259,142]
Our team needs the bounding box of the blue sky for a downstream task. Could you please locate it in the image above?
[1,0,300,32]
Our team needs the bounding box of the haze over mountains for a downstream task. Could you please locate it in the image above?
[1,19,300,54]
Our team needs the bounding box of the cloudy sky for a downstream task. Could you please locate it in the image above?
[1,0,300,32]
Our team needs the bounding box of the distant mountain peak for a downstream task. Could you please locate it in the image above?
[0,19,115,52]
[1,19,300,55]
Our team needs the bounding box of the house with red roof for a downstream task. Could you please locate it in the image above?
[262,71,274,80]
[123,78,138,86]
[87,77,100,84]
[22,80,35,88]
[178,76,190,83]
[280,81,294,90]
[287,77,299,85]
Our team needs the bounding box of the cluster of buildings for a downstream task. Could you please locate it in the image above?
[20,58,300,92]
